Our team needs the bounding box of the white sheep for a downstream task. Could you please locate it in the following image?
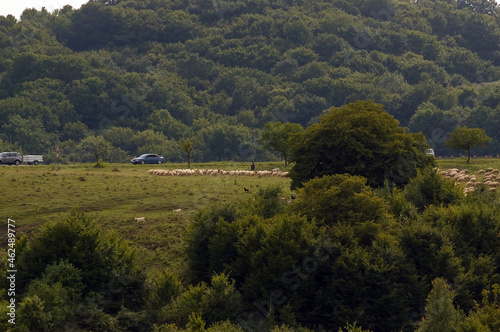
[173,209,182,214]
[135,217,146,224]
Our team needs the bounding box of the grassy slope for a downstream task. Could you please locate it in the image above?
[2,158,499,275]
[0,161,292,275]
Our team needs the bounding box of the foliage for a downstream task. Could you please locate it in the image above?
[289,101,433,189]
[444,126,492,163]
[259,122,303,165]
[4,159,500,331]
[403,167,463,211]
[179,138,194,168]
[1,0,500,161]
[417,278,463,332]
[185,203,240,283]
[288,174,391,227]
[77,135,113,163]
[159,273,243,328]
[16,212,146,313]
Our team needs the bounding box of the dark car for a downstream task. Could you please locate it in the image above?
[0,152,23,165]
[131,154,165,164]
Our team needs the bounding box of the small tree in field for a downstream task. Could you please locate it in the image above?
[443,126,491,163]
[77,135,112,163]
[259,121,303,166]
[178,138,194,168]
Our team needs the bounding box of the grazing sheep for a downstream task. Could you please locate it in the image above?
[173,209,182,214]
[135,217,146,224]
[463,187,475,195]
[489,187,497,192]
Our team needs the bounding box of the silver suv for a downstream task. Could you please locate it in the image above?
[0,152,23,165]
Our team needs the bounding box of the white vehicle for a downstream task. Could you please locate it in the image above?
[23,155,44,165]
[425,149,435,158]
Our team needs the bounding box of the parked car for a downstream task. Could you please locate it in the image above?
[425,149,435,157]
[131,154,165,164]
[0,152,23,165]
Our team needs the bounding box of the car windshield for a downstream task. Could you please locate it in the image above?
[138,154,150,158]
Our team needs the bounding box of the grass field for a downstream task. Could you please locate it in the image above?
[436,157,500,173]
[0,161,292,275]
[1,158,499,276]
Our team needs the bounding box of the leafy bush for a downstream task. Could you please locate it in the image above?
[185,203,240,283]
[288,174,391,226]
[404,167,462,211]
[159,273,242,328]
[16,212,146,312]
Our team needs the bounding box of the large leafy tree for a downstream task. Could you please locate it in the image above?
[288,100,433,189]
[77,135,112,163]
[443,126,492,163]
[259,121,303,166]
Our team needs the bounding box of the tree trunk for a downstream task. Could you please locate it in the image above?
[467,148,470,164]
[284,154,287,166]
[187,154,191,169]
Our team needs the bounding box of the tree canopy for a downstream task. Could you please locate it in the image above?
[289,100,434,189]
[259,121,303,166]
[443,126,492,163]
[0,0,499,161]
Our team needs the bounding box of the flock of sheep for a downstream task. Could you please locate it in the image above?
[147,168,289,177]
[440,168,500,195]
[136,167,289,223]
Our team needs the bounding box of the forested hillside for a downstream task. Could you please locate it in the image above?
[0,0,500,161]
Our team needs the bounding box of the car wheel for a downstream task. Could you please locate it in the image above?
[141,160,145,165]
[34,161,39,165]
[14,160,20,166]
[157,160,162,164]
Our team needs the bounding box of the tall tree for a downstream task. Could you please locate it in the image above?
[77,135,112,163]
[288,101,433,189]
[417,278,463,332]
[259,121,303,166]
[443,126,491,163]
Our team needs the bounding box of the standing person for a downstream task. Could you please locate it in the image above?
[251,161,255,171]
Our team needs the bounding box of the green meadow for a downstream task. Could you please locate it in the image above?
[0,161,292,275]
[1,158,499,276]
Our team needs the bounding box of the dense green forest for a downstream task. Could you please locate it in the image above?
[0,0,500,162]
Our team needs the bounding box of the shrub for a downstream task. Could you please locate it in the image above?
[404,167,462,211]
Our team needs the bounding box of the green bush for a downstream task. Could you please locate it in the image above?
[159,273,242,328]
[16,212,146,312]
[185,203,240,283]
[288,174,391,226]
[404,167,462,212]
